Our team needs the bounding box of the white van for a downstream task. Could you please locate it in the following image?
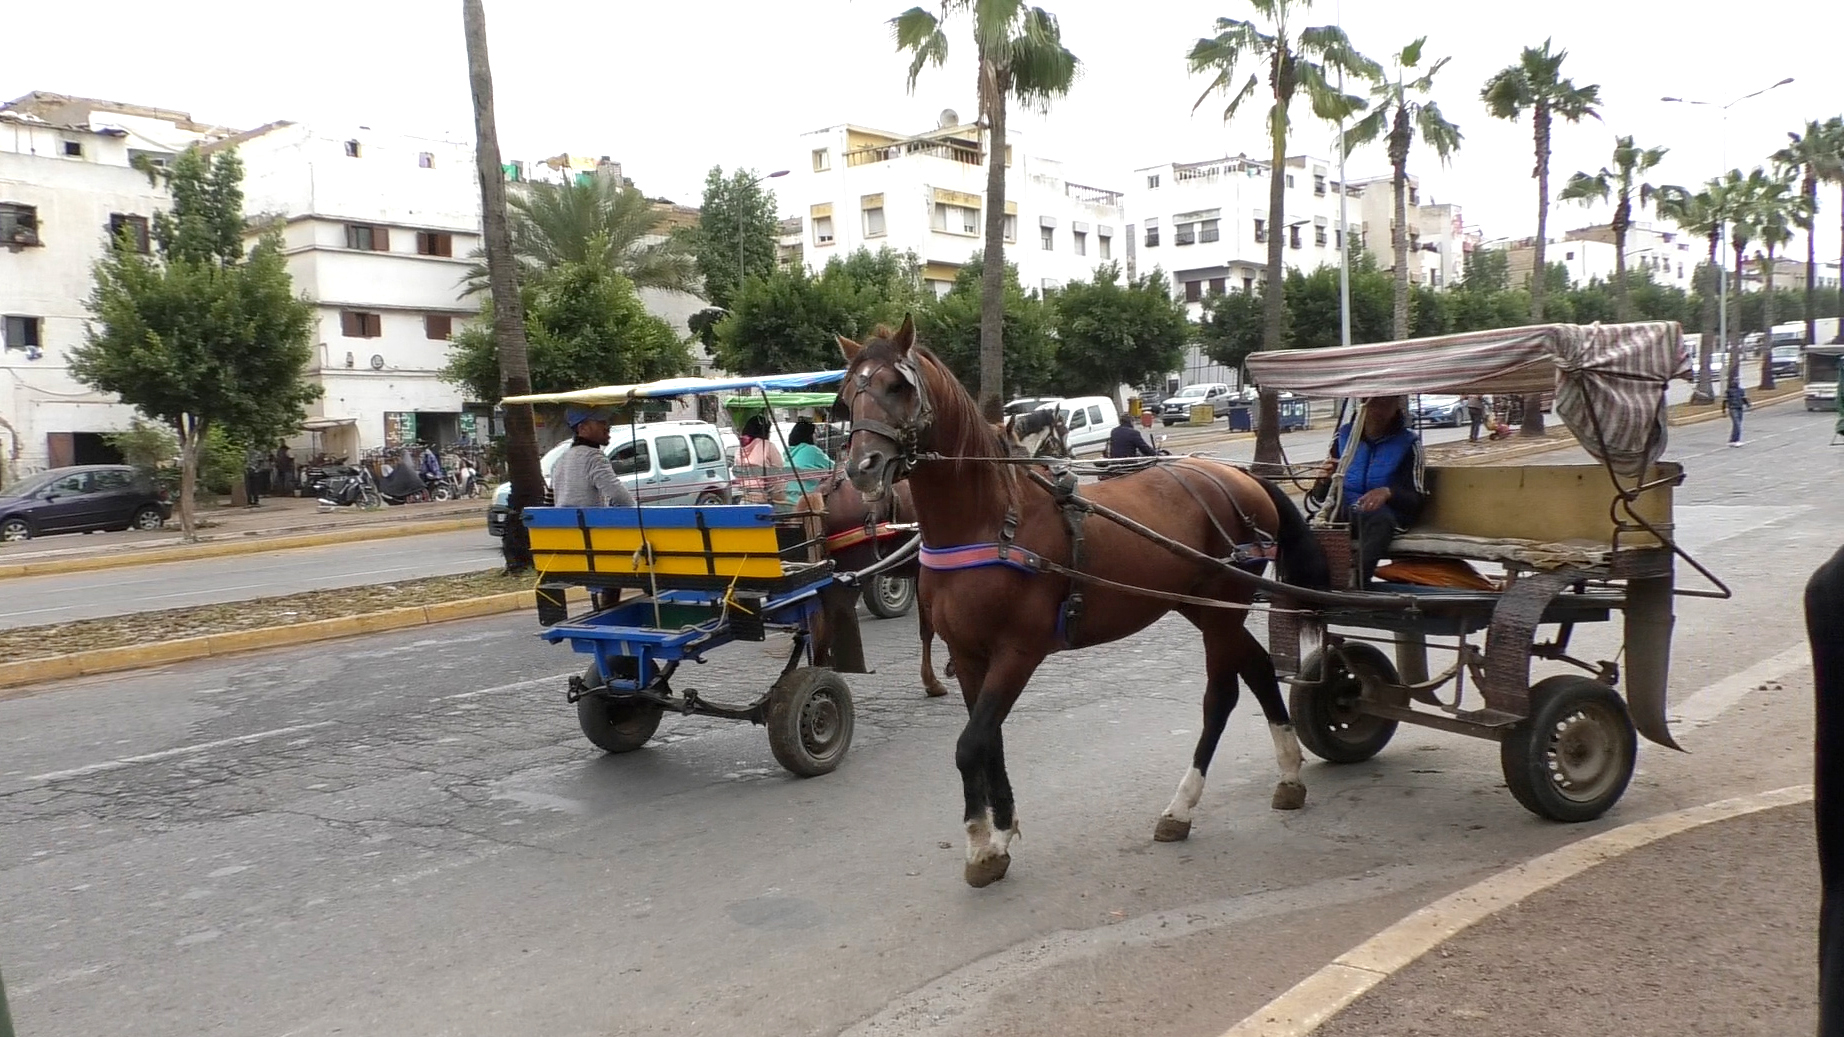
[487,419,732,536]
[1038,396,1121,456]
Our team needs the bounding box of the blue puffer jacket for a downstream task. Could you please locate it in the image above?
[1331,420,1426,525]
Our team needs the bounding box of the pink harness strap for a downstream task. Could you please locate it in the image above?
[919,542,1045,575]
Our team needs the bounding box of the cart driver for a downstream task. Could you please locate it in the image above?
[1310,395,1427,587]
[553,406,636,509]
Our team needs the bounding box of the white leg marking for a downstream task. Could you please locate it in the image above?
[965,812,994,864]
[986,814,1020,858]
[1270,722,1304,787]
[1161,766,1207,825]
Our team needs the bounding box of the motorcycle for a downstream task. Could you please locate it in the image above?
[316,466,384,509]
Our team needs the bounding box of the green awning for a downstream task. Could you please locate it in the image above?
[721,391,838,411]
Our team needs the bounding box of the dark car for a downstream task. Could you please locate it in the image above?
[1769,344,1802,379]
[0,465,171,542]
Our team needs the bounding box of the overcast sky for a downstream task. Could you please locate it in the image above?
[7,1,1842,260]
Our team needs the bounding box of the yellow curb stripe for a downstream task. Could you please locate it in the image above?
[0,585,590,697]
[0,515,484,580]
[1216,784,1815,1037]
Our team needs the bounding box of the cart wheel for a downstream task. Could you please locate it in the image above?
[861,574,916,619]
[766,667,854,776]
[575,662,664,754]
[1501,675,1636,823]
[1291,643,1401,764]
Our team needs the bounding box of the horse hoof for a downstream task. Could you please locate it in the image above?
[1153,816,1192,842]
[1271,781,1307,811]
[924,682,949,698]
[964,854,1011,888]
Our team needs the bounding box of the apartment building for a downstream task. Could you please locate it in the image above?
[782,113,1125,297]
[1500,220,1701,295]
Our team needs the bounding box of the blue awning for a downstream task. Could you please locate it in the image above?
[500,370,846,406]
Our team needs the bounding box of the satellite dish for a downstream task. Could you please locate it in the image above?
[939,108,959,128]
[370,354,385,370]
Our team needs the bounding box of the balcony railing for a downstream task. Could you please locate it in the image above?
[845,139,983,167]
[1065,181,1123,207]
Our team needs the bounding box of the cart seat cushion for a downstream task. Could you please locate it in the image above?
[1389,531,1611,571]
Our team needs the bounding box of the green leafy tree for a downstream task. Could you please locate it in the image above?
[688,166,784,312]
[1282,253,1396,347]
[445,263,690,403]
[1343,37,1462,338]
[1188,0,1377,467]
[1196,285,1267,378]
[711,247,926,374]
[1655,184,1725,399]
[1750,166,1808,388]
[893,0,1080,416]
[70,146,316,540]
[915,255,1058,396]
[1715,167,1766,379]
[1558,135,1668,321]
[462,175,697,295]
[1049,264,1191,403]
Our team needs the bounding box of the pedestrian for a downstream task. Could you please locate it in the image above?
[272,443,295,496]
[243,447,264,507]
[735,415,785,506]
[1805,545,1844,1037]
[1724,380,1752,447]
[1465,394,1487,442]
[420,445,444,483]
[551,407,635,509]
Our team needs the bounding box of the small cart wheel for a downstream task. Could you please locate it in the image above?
[1291,643,1401,764]
[766,667,854,776]
[862,574,916,619]
[1501,675,1637,823]
[575,662,664,754]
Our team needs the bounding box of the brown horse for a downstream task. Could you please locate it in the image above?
[836,318,1329,887]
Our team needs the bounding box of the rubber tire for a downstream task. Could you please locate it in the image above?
[696,491,727,506]
[431,483,455,501]
[575,662,664,754]
[766,667,854,777]
[1501,675,1637,823]
[1291,643,1401,764]
[0,517,30,542]
[861,574,916,619]
[131,505,165,531]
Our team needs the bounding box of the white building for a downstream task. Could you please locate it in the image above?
[1500,221,1701,295]
[0,93,227,476]
[783,114,1125,298]
[1346,175,1466,290]
[216,120,485,457]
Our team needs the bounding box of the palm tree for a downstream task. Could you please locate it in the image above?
[1715,168,1762,382]
[463,0,542,573]
[1343,37,1462,340]
[1481,40,1600,436]
[1558,135,1667,322]
[461,176,697,295]
[1188,1,1377,468]
[1654,184,1723,401]
[1779,117,1844,345]
[892,1,1080,417]
[1752,167,1808,390]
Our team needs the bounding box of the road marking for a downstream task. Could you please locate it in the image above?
[1214,785,1814,1037]
[1673,643,1810,727]
[23,721,339,784]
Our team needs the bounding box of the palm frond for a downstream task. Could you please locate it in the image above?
[1299,25,1382,84]
[1558,169,1611,206]
[1414,101,1462,164]
[1008,7,1080,112]
[1342,107,1390,154]
[1185,20,1264,75]
[891,7,950,91]
[1296,61,1367,123]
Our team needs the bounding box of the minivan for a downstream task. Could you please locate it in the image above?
[488,419,732,536]
[1038,396,1122,456]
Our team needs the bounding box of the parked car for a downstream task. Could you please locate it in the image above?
[0,464,171,542]
[1004,396,1062,417]
[1156,383,1234,425]
[1806,381,1838,412]
[1037,396,1122,455]
[1770,345,1803,379]
[1409,393,1469,428]
[487,420,732,536]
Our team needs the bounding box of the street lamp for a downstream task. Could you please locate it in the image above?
[1662,78,1794,390]
[738,169,789,300]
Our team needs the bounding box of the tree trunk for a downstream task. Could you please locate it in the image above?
[1805,169,1819,347]
[1760,248,1778,390]
[977,71,1008,421]
[1693,246,1718,403]
[464,0,542,573]
[1252,74,1290,473]
[1521,103,1550,436]
[1730,239,1748,382]
[1389,105,1410,341]
[1611,194,1631,322]
[1838,183,1844,343]
[177,416,200,542]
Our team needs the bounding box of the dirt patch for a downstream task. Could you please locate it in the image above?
[1,569,529,661]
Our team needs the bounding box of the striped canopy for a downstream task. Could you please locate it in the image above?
[501,370,845,406]
[1245,323,1690,476]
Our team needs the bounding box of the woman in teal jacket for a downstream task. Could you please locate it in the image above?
[786,419,834,472]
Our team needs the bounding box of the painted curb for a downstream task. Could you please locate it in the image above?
[1215,784,1815,1037]
[0,585,587,697]
[0,515,484,580]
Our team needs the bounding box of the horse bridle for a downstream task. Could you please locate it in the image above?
[840,354,935,470]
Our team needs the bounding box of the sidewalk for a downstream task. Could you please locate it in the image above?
[1310,799,1818,1037]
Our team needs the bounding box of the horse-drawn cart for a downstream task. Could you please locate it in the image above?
[1247,321,1726,822]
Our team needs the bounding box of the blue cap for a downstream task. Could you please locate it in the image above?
[565,405,612,428]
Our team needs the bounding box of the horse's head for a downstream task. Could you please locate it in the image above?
[1005,408,1070,460]
[836,315,932,502]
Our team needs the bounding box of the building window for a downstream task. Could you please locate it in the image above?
[1174,222,1196,246]
[344,140,362,158]
[1208,277,1227,295]
[415,231,453,257]
[418,152,435,169]
[3,315,42,350]
[1253,218,1266,244]
[1098,232,1111,260]
[1314,174,1326,196]
[1041,278,1063,294]
[931,203,978,236]
[813,215,834,245]
[0,203,40,247]
[346,224,390,251]
[63,140,83,158]
[340,311,382,338]
[1183,280,1202,303]
[863,206,886,238]
[1243,275,1255,294]
[1315,225,1328,247]
[1040,225,1054,251]
[1073,230,1086,256]
[1334,228,1343,249]
[1002,214,1016,242]
[1285,174,1295,188]
[1144,218,1159,247]
[424,314,453,340]
[1147,174,1161,189]
[109,214,150,254]
[1409,186,1419,205]
[1199,219,1220,244]
[812,148,831,172]
[1289,224,1302,249]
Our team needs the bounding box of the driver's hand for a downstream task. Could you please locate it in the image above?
[1355,487,1392,512]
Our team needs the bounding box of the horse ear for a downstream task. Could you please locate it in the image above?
[837,335,864,362]
[892,313,916,354]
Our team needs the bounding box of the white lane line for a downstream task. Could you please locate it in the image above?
[440,672,577,701]
[1673,643,1810,727]
[23,721,338,784]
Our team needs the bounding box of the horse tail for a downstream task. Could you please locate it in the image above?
[1255,476,1330,591]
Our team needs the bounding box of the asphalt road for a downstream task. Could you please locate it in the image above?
[1,403,1829,1037]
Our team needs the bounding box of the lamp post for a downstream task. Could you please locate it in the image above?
[737,169,789,304]
[1662,77,1794,392]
